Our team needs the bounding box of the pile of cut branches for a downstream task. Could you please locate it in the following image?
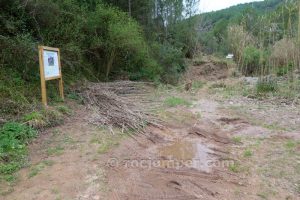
[79,81,160,134]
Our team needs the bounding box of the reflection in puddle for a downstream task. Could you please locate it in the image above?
[158,140,215,172]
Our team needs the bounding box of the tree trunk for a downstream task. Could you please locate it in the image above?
[106,49,116,79]
[128,0,132,16]
[298,0,300,69]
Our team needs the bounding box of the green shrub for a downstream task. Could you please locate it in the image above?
[22,106,68,129]
[242,46,261,75]
[256,79,278,94]
[41,109,64,127]
[0,0,167,115]
[276,63,294,77]
[0,122,37,177]
[67,92,82,101]
[151,42,185,84]
[0,122,36,144]
[23,111,46,128]
[228,162,240,173]
[243,149,253,157]
[56,105,72,115]
[232,136,242,143]
[0,68,37,117]
[285,140,297,149]
[23,112,44,122]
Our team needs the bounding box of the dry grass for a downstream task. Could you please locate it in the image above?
[270,38,299,68]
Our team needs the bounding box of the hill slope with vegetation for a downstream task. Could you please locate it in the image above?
[198,0,283,54]
[0,0,199,119]
[198,0,300,98]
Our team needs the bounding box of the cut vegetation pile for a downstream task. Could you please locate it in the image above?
[79,81,160,134]
[185,59,229,82]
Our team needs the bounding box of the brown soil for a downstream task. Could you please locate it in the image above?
[1,71,299,199]
[105,118,239,199]
[184,61,229,82]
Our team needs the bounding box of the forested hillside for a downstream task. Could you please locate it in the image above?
[198,0,283,54]
[0,0,199,118]
[198,0,300,91]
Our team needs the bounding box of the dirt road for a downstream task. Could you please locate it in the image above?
[1,63,299,200]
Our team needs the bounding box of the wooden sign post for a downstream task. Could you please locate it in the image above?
[38,46,64,106]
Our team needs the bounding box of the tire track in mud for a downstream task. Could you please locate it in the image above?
[104,99,246,200]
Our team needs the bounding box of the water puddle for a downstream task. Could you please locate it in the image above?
[158,139,215,172]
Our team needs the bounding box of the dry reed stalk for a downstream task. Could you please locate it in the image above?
[79,81,161,134]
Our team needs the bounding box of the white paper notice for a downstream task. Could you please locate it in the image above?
[43,50,60,79]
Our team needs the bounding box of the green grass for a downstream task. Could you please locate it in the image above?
[276,64,293,77]
[0,122,37,182]
[89,127,128,154]
[28,160,54,178]
[232,136,242,144]
[41,109,64,127]
[23,112,43,122]
[193,57,205,66]
[243,149,253,157]
[56,105,72,115]
[156,109,197,124]
[47,146,64,156]
[192,81,205,90]
[66,92,83,103]
[22,106,69,129]
[209,82,227,89]
[97,143,111,154]
[228,162,240,173]
[23,111,47,129]
[164,97,191,107]
[262,123,288,131]
[256,80,278,94]
[284,140,297,150]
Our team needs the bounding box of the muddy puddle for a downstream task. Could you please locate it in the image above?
[158,139,215,172]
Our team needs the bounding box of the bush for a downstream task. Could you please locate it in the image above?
[0,0,166,116]
[151,42,186,84]
[227,25,255,63]
[270,38,298,67]
[84,4,161,80]
[0,67,38,117]
[256,79,278,94]
[276,63,294,77]
[0,1,161,80]
[0,122,37,176]
[242,46,261,75]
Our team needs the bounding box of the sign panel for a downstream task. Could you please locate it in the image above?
[43,50,60,79]
[38,46,64,106]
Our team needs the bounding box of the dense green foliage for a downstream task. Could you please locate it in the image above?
[0,0,199,83]
[198,0,283,54]
[197,0,300,81]
[242,46,262,75]
[256,79,278,94]
[0,122,37,179]
[0,0,158,80]
[0,0,200,117]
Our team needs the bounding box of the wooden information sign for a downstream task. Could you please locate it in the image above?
[38,46,64,106]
